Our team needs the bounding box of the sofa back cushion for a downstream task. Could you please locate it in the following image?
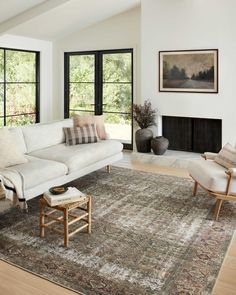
[8,127,27,154]
[22,119,73,153]
[0,128,28,168]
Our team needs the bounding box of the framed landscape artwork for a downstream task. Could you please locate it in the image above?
[159,49,218,93]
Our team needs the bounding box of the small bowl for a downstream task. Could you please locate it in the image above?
[49,186,68,195]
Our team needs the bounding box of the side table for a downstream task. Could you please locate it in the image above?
[39,195,92,247]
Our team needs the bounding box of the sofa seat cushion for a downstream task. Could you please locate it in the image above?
[29,140,123,173]
[188,159,236,195]
[11,155,68,190]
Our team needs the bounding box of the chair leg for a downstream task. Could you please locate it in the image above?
[214,199,223,221]
[193,181,198,196]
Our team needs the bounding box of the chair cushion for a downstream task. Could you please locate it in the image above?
[29,140,123,173]
[11,155,68,189]
[188,159,236,195]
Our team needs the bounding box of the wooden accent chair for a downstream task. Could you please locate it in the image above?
[188,152,236,220]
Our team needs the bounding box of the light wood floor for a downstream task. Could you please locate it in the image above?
[0,151,235,294]
[0,260,80,295]
[212,232,236,295]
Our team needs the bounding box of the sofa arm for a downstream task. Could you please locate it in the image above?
[201,152,218,160]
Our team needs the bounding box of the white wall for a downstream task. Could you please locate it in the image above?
[53,7,141,120]
[141,0,236,145]
[0,34,53,122]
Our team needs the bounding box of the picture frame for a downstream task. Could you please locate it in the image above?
[159,49,218,93]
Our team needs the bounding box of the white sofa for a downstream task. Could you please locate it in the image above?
[6,119,123,201]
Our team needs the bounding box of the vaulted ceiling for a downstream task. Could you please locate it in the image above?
[0,0,140,41]
[0,0,46,23]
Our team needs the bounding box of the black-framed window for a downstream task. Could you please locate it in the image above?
[0,47,40,127]
[64,49,133,149]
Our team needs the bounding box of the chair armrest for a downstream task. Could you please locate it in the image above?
[201,152,218,160]
[226,168,236,176]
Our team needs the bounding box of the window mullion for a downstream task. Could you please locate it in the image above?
[3,49,6,126]
[64,53,70,118]
[95,52,102,115]
[35,52,40,123]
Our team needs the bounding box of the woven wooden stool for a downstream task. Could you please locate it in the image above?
[39,195,92,247]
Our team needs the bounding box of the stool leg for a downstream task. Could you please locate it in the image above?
[87,196,92,234]
[64,208,69,247]
[40,200,45,238]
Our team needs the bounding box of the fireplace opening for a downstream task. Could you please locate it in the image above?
[162,116,222,153]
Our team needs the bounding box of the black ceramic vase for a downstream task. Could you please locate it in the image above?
[135,128,153,153]
[151,136,169,155]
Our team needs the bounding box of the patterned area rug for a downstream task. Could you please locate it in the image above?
[0,167,236,295]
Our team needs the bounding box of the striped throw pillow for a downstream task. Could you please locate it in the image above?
[215,143,236,168]
[64,124,98,146]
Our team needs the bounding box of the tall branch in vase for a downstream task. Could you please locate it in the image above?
[133,100,157,153]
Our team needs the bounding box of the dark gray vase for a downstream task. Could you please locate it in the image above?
[151,136,169,155]
[135,128,153,153]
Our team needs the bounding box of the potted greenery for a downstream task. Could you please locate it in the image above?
[133,100,157,153]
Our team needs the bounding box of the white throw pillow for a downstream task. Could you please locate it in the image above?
[0,128,28,168]
[215,143,236,169]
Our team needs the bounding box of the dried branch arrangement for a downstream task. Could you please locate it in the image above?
[133,100,157,129]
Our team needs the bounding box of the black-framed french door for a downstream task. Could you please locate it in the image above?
[64,48,133,150]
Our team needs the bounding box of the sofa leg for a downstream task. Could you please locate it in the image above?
[214,199,223,221]
[106,165,111,173]
[193,181,198,196]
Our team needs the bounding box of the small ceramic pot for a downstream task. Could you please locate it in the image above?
[151,136,169,155]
